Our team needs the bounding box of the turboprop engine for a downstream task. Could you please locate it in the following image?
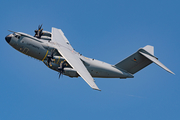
[43,56,79,78]
[43,56,65,70]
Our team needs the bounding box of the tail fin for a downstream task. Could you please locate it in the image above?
[115,45,174,74]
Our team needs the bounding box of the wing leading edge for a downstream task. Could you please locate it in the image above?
[52,27,100,91]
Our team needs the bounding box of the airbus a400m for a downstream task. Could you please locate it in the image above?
[5,25,174,91]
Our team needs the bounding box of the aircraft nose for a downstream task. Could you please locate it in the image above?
[5,35,11,43]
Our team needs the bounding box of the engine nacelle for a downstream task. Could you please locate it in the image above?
[43,56,65,70]
[41,31,52,41]
[63,68,79,77]
[43,59,78,77]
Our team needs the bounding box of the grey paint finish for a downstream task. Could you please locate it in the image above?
[5,27,174,90]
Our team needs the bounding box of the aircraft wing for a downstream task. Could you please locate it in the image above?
[52,27,100,91]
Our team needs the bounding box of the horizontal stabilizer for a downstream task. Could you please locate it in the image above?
[139,51,175,74]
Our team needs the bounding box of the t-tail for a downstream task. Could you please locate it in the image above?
[115,45,174,75]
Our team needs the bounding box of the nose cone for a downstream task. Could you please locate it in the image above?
[5,35,11,43]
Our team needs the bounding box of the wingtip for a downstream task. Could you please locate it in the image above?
[169,71,175,75]
[165,67,175,75]
[93,88,101,91]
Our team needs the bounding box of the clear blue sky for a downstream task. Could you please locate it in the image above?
[1,0,180,120]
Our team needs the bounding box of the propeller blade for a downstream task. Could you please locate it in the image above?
[38,24,43,30]
[57,60,67,78]
[8,30,16,33]
[40,24,43,29]
[58,72,62,79]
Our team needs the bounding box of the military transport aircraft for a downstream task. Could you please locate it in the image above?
[5,25,174,91]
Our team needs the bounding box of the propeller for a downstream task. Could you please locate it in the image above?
[47,49,55,67]
[58,60,67,78]
[38,24,43,30]
[34,24,43,38]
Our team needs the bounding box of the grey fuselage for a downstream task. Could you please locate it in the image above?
[5,31,134,79]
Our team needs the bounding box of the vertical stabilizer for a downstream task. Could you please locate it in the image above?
[115,47,152,74]
[115,45,174,75]
[143,45,154,55]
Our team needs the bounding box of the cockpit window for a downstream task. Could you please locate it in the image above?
[15,35,20,39]
[13,33,21,39]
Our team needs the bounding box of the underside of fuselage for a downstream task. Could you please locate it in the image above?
[45,56,134,79]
